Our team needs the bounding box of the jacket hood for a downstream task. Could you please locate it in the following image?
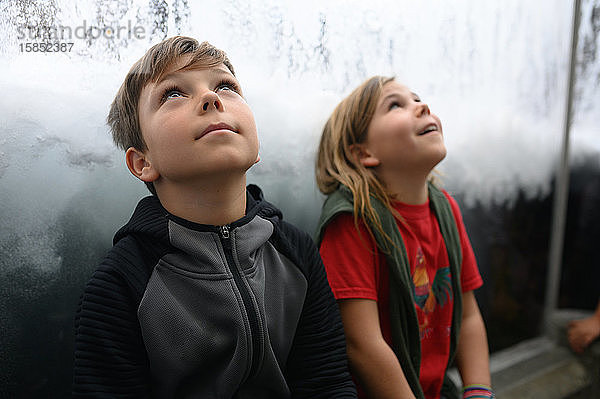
[113,184,282,246]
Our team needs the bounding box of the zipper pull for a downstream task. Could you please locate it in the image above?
[219,225,230,239]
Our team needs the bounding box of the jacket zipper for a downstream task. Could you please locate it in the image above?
[219,225,262,378]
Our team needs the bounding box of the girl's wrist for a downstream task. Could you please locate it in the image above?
[462,384,495,399]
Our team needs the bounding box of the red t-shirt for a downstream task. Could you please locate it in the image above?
[319,190,482,399]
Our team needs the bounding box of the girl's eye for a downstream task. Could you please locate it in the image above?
[389,101,401,110]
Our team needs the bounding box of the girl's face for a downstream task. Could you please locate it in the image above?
[359,81,446,175]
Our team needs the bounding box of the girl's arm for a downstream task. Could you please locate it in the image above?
[339,298,416,399]
[455,291,491,388]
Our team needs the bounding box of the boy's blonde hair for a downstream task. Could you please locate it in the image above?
[107,36,235,194]
[316,76,399,243]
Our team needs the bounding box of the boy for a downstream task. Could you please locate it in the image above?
[72,36,356,398]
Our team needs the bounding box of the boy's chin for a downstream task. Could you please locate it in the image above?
[205,158,259,179]
[225,156,260,174]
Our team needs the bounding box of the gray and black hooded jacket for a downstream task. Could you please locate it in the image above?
[73,185,356,398]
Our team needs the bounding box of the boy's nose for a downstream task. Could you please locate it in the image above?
[202,99,221,111]
[198,91,223,113]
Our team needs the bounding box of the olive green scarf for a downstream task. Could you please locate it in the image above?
[315,182,463,399]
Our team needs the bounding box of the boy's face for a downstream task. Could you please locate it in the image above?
[136,58,259,187]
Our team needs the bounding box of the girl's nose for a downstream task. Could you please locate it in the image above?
[415,102,430,117]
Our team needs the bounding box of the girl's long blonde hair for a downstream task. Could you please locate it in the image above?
[316,76,397,243]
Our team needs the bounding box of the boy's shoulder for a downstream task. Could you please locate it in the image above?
[87,232,167,305]
[95,186,321,291]
[270,218,316,258]
[248,184,310,241]
[248,185,321,270]
[83,195,171,301]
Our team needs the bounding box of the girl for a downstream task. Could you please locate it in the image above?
[315,76,492,399]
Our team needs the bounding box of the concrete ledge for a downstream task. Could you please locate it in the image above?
[491,337,589,398]
[448,337,590,398]
[447,309,600,398]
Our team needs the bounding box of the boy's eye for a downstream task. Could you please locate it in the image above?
[166,91,183,99]
[215,80,241,94]
[160,87,184,103]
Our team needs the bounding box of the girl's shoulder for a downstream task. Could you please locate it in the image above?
[439,189,464,217]
[325,212,369,237]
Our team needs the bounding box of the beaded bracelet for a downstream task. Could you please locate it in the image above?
[462,384,495,399]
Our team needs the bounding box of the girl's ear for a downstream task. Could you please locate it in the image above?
[350,143,380,168]
[125,147,160,183]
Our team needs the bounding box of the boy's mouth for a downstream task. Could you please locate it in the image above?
[418,124,438,136]
[197,122,237,139]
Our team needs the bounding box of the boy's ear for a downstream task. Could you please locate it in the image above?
[125,147,160,182]
[349,143,380,168]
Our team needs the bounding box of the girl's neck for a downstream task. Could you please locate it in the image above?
[155,174,248,226]
[378,169,430,205]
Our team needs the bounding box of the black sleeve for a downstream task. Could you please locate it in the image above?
[276,222,357,398]
[72,247,151,398]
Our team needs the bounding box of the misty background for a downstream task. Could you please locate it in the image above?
[1,0,599,397]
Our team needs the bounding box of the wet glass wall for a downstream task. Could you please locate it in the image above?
[1,0,599,397]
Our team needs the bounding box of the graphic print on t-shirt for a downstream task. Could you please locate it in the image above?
[411,247,452,332]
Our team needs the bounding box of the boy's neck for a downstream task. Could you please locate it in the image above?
[156,174,248,226]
